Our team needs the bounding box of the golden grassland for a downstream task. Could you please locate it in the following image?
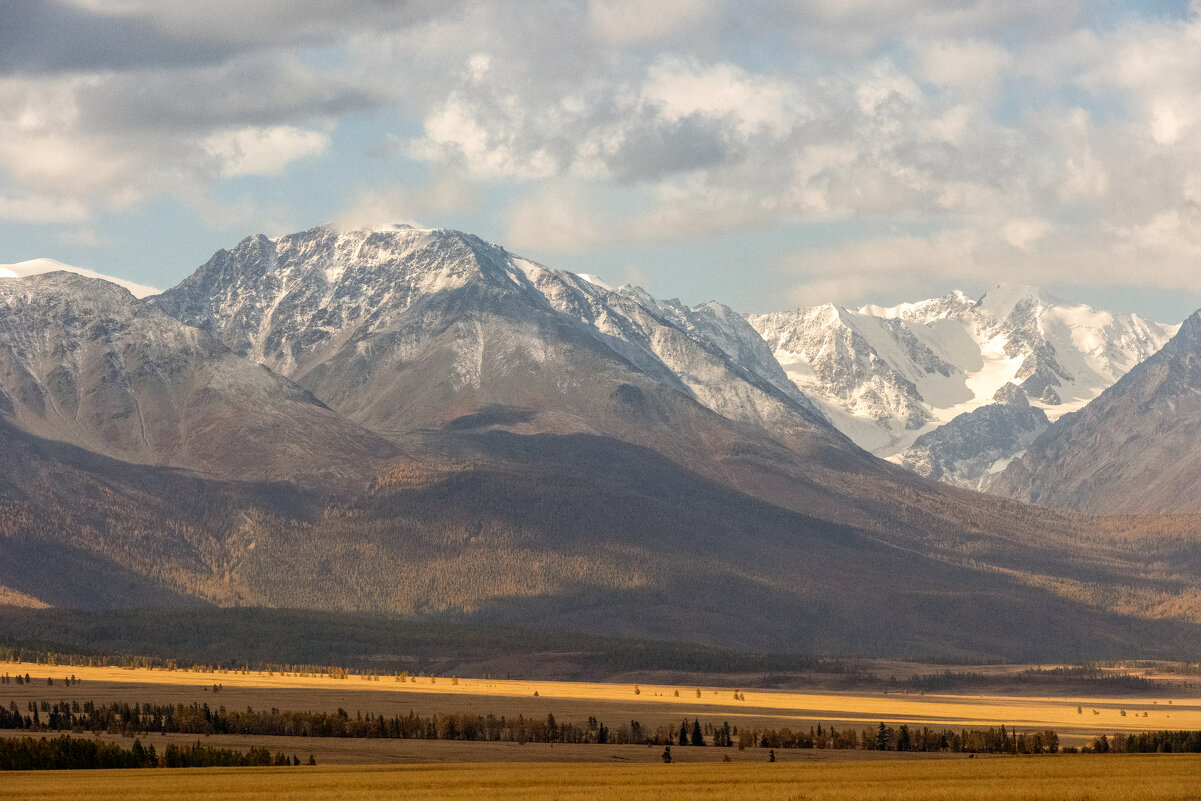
[2,661,1198,745]
[4,756,1201,801]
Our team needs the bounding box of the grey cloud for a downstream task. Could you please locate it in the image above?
[0,0,242,74]
[607,112,739,183]
[76,56,381,132]
[0,0,463,75]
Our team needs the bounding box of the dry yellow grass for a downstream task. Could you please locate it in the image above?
[3,756,1201,801]
[3,661,1198,746]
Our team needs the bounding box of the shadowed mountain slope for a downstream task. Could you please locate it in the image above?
[2,413,1199,660]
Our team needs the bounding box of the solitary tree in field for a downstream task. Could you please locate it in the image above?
[662,746,672,763]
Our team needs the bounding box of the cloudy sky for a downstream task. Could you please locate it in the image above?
[1,0,1199,320]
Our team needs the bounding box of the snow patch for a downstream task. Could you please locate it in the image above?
[577,273,612,291]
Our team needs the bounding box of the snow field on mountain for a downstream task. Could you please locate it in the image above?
[749,285,1178,482]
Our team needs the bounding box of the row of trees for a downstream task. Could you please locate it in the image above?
[745,723,1060,754]
[1,700,625,745]
[1091,731,1201,753]
[0,735,308,771]
[1,697,1070,754]
[896,667,1169,693]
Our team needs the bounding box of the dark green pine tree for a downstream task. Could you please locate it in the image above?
[691,719,705,747]
[679,720,688,746]
[875,722,889,751]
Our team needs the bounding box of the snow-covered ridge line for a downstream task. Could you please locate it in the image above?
[0,258,160,299]
[151,225,836,453]
[747,283,1178,487]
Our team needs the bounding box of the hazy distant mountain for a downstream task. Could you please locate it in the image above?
[0,272,395,485]
[991,309,1201,513]
[748,286,1175,486]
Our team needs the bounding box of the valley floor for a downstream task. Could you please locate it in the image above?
[4,756,1201,801]
[3,661,1199,749]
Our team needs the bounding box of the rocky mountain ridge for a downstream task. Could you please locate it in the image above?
[7,239,1179,495]
[153,225,844,459]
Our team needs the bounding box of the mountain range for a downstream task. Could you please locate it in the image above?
[1,224,1199,661]
[748,287,1177,488]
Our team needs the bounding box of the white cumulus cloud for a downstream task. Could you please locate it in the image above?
[203,125,329,177]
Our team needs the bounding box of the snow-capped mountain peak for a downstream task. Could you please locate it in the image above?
[576,273,612,291]
[991,305,1201,513]
[975,283,1063,321]
[748,286,1177,486]
[153,225,837,452]
[0,258,160,299]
